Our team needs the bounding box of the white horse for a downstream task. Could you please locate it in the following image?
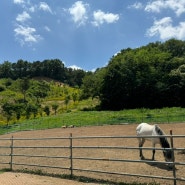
[136,123,173,162]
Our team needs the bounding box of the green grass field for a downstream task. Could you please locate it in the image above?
[1,107,185,135]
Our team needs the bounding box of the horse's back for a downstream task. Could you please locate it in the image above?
[136,123,154,136]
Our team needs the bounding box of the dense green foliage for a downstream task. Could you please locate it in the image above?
[82,39,185,110]
[1,39,185,111]
[0,78,82,124]
[0,59,86,87]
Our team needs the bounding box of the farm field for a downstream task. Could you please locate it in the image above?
[0,123,185,185]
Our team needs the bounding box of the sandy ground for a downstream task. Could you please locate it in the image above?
[0,172,98,185]
[0,123,185,185]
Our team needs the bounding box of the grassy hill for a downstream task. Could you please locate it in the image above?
[0,78,185,135]
[0,78,94,125]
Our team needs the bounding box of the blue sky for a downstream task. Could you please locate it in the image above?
[1,0,185,71]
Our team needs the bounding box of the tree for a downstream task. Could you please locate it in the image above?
[167,64,185,107]
[162,39,185,58]
[13,103,25,121]
[81,68,106,99]
[32,104,39,118]
[0,61,13,78]
[72,92,79,103]
[12,59,31,78]
[19,77,30,102]
[0,59,87,86]
[66,68,86,87]
[81,72,95,99]
[2,102,14,125]
[24,103,39,119]
[42,59,65,81]
[100,48,143,110]
[64,95,70,110]
[30,61,43,77]
[99,40,185,110]
[43,106,50,116]
[52,103,59,115]
[4,78,13,87]
[29,81,50,103]
[25,104,32,119]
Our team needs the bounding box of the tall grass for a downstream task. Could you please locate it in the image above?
[0,107,185,135]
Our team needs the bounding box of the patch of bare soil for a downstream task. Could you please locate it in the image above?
[0,123,185,185]
[0,172,99,185]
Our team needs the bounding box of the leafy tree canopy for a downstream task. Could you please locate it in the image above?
[93,39,185,110]
[0,59,86,87]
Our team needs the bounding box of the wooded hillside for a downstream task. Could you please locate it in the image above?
[0,59,86,87]
[1,38,185,111]
[82,39,185,110]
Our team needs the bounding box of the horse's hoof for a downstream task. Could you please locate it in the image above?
[167,164,173,170]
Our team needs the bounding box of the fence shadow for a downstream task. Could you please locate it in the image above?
[143,158,173,171]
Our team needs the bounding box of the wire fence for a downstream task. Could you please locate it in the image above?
[0,134,185,185]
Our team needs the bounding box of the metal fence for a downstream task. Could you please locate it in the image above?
[0,134,185,185]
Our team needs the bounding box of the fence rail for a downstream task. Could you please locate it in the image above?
[0,134,185,185]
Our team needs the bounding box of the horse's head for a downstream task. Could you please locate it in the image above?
[163,148,174,168]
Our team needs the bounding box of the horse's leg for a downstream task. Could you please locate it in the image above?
[138,138,145,160]
[152,143,155,160]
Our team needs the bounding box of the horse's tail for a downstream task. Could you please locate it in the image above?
[136,124,140,135]
[136,123,144,136]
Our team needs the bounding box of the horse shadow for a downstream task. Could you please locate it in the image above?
[142,158,176,171]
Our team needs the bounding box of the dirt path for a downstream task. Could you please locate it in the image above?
[0,123,185,185]
[0,172,98,185]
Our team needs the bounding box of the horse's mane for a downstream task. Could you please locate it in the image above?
[155,125,170,148]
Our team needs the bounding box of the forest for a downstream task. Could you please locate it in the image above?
[0,59,86,87]
[1,38,185,113]
[82,38,185,110]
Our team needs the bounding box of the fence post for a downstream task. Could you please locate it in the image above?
[170,130,176,185]
[10,136,14,171]
[69,133,73,177]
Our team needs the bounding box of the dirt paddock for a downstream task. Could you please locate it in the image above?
[0,123,185,185]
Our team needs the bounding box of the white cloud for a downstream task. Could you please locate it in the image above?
[68,2,119,27]
[146,17,185,40]
[113,51,121,57]
[13,0,24,4]
[68,65,82,70]
[44,26,51,32]
[14,25,42,46]
[145,0,165,13]
[68,1,88,25]
[39,2,52,13]
[145,0,185,16]
[16,11,31,23]
[29,6,36,13]
[128,2,143,9]
[92,10,119,27]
